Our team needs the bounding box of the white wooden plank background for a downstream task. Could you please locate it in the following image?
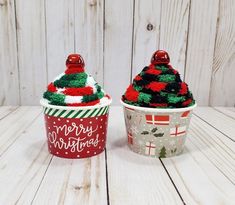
[0,106,235,204]
[0,0,235,106]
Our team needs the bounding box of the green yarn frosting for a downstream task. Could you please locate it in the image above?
[138,92,151,103]
[43,91,66,106]
[158,74,175,83]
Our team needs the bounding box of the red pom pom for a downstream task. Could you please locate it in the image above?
[182,99,192,106]
[47,83,57,92]
[66,54,85,68]
[63,86,93,96]
[145,66,162,75]
[146,82,167,92]
[67,99,100,107]
[179,82,188,95]
[150,103,168,107]
[65,67,84,74]
[134,75,142,81]
[125,85,139,102]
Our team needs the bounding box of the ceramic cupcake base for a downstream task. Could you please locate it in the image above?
[41,99,111,159]
[121,101,196,158]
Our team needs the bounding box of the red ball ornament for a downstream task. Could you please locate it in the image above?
[66,54,85,69]
[151,50,170,65]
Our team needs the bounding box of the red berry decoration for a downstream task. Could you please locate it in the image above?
[66,54,85,69]
[151,50,170,65]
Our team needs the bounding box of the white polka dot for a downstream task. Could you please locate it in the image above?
[102,132,104,135]
[65,152,68,154]
[77,155,80,157]
[100,126,102,129]
[66,120,69,123]
[101,119,103,121]
[58,118,61,121]
[80,119,83,121]
[102,140,104,142]
[99,146,101,149]
[48,127,50,130]
[49,145,52,148]
[89,121,92,124]
[96,117,98,120]
[53,121,56,124]
[87,150,90,153]
[94,152,97,155]
[48,116,50,119]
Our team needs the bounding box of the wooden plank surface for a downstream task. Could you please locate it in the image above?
[0,106,18,120]
[106,107,183,205]
[0,106,235,204]
[209,0,235,106]
[75,0,104,86]
[45,0,75,82]
[161,114,235,205]
[194,107,235,141]
[184,0,219,105]
[104,0,134,104]
[214,107,235,120]
[33,154,107,205]
[159,0,190,77]
[15,0,47,105]
[131,0,161,77]
[0,0,20,105]
[0,112,52,204]
[0,107,42,156]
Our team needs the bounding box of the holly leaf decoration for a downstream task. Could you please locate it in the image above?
[141,131,149,135]
[154,133,164,137]
[151,127,158,133]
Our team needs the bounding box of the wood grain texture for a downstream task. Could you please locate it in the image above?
[161,114,235,205]
[15,0,47,105]
[214,107,235,120]
[184,0,219,105]
[33,154,107,205]
[209,0,235,106]
[0,107,42,156]
[46,0,75,82]
[0,0,20,105]
[194,107,235,141]
[0,112,52,204]
[159,0,190,77]
[0,106,18,120]
[106,107,183,205]
[75,0,104,86]
[131,0,161,77]
[104,0,134,105]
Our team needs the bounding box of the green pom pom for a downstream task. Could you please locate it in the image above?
[133,84,142,91]
[96,84,102,92]
[97,91,104,99]
[138,92,151,103]
[54,78,87,88]
[156,65,169,72]
[60,73,87,81]
[43,91,66,106]
[82,93,99,103]
[53,73,88,88]
[168,95,185,104]
[158,74,175,83]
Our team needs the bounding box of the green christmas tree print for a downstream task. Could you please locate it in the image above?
[159,146,167,158]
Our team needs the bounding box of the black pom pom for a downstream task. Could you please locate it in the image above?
[141,73,157,81]
[165,83,181,93]
[150,94,167,103]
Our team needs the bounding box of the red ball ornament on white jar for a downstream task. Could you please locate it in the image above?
[66,54,85,69]
[151,50,170,65]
